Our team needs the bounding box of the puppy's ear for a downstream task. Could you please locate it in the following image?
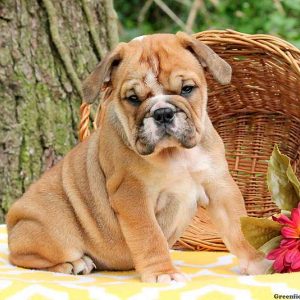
[176,32,231,85]
[83,43,126,104]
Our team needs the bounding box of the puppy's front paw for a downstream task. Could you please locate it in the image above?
[239,257,272,275]
[141,272,188,283]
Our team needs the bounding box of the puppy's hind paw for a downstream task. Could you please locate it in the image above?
[45,255,96,275]
[71,255,96,275]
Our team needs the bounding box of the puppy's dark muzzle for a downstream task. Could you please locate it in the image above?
[153,108,175,124]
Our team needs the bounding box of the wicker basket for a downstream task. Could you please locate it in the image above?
[79,29,300,251]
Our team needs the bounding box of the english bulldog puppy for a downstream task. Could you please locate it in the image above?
[6,32,270,283]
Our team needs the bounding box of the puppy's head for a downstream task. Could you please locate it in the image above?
[83,33,231,156]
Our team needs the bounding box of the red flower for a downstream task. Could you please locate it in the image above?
[266,203,300,273]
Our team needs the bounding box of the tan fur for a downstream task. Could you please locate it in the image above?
[6,33,270,283]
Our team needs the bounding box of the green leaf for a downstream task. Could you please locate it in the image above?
[259,235,282,255]
[267,145,300,210]
[260,236,282,275]
[266,264,275,274]
[241,217,282,249]
[281,210,291,218]
[286,166,300,200]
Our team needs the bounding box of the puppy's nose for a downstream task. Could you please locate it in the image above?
[153,108,175,124]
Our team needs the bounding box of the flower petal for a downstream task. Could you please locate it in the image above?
[267,247,287,260]
[273,214,294,226]
[281,226,299,238]
[284,247,299,264]
[273,253,286,273]
[280,239,297,248]
[291,207,300,230]
[290,251,300,270]
[280,239,300,250]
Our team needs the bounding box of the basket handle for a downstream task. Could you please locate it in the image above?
[79,103,92,142]
[79,88,112,142]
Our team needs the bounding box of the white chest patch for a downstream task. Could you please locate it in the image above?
[169,146,212,173]
[187,146,212,172]
[161,146,212,208]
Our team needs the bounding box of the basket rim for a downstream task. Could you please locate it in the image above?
[208,109,300,124]
[193,29,300,77]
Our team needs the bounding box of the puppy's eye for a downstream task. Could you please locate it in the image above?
[181,85,194,96]
[127,95,141,106]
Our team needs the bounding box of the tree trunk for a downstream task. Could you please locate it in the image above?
[0,0,118,222]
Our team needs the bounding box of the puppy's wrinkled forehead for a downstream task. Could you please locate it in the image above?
[129,34,201,70]
[115,34,203,93]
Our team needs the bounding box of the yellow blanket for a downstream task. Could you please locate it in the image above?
[0,225,299,299]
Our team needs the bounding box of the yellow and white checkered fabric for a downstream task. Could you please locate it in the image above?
[0,225,299,299]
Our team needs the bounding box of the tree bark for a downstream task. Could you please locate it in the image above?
[0,0,119,222]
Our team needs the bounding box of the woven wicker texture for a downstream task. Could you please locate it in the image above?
[79,30,300,251]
